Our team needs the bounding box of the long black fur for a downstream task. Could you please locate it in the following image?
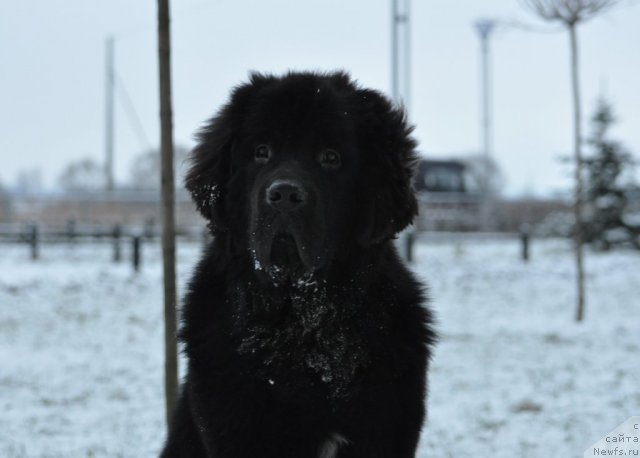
[161,71,436,458]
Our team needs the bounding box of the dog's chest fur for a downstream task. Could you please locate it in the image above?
[230,278,383,402]
[318,433,349,458]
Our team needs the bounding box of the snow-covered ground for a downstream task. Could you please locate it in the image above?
[0,238,638,457]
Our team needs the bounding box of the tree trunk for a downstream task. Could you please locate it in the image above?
[569,22,586,322]
[157,0,179,427]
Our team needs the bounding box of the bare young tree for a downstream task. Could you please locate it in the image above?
[129,145,188,191]
[157,0,178,428]
[58,158,106,192]
[520,0,621,322]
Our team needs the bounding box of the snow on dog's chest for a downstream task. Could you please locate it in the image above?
[232,280,374,400]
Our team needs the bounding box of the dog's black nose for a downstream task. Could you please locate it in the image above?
[266,180,307,212]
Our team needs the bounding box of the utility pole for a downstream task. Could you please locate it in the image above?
[391,0,413,261]
[105,36,115,192]
[474,19,497,231]
[157,0,178,429]
[391,0,412,115]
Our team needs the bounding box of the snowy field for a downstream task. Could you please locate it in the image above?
[1,237,638,457]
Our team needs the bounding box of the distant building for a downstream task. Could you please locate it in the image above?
[413,159,482,231]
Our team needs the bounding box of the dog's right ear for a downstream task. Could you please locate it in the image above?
[185,73,272,233]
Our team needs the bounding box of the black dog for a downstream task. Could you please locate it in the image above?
[161,71,436,458]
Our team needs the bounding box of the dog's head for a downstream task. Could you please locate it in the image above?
[186,71,417,282]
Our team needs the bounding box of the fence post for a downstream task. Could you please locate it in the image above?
[202,226,212,250]
[520,224,530,262]
[132,234,142,272]
[144,219,155,240]
[113,224,122,262]
[405,231,414,263]
[29,223,39,260]
[67,219,76,246]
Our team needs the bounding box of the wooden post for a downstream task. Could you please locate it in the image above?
[29,223,39,260]
[67,219,76,246]
[157,0,179,428]
[113,224,122,262]
[405,231,414,263]
[520,224,530,262]
[145,219,156,240]
[132,235,141,272]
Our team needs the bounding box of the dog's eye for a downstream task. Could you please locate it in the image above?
[319,149,341,169]
[254,144,271,163]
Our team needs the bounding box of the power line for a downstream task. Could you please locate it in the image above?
[115,73,154,152]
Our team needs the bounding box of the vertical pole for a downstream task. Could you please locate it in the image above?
[570,22,586,322]
[480,30,489,231]
[392,0,413,261]
[391,0,399,102]
[113,223,122,262]
[132,235,141,272]
[67,219,76,246]
[520,224,530,262]
[475,20,496,232]
[480,31,491,173]
[157,0,179,429]
[29,223,39,261]
[404,0,411,119]
[391,0,411,112]
[405,231,414,262]
[105,36,115,192]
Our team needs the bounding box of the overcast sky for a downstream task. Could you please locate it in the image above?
[1,0,638,196]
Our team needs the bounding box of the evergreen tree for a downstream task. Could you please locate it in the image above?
[583,99,639,250]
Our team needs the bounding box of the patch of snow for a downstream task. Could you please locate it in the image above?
[202,183,220,207]
[295,272,318,292]
[0,238,638,457]
[603,228,631,243]
[413,239,640,457]
[249,248,263,271]
[595,195,620,210]
[622,212,640,227]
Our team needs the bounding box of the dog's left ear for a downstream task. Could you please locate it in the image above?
[185,73,274,233]
[185,106,236,233]
[351,89,419,246]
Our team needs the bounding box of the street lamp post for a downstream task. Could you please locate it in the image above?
[391,0,411,115]
[105,36,115,192]
[474,19,497,231]
[391,0,414,260]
